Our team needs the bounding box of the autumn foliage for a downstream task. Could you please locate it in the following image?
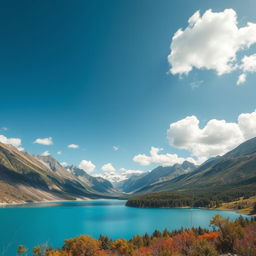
[18,215,256,256]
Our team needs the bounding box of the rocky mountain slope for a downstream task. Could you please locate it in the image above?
[67,165,115,193]
[119,161,196,193]
[135,137,256,197]
[0,143,119,204]
[1,137,256,204]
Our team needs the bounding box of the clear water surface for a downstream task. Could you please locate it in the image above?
[0,200,249,255]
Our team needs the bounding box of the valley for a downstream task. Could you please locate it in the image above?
[1,137,256,213]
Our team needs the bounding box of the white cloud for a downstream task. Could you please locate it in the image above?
[34,137,53,146]
[79,160,96,174]
[101,163,116,172]
[96,162,145,183]
[237,73,246,85]
[0,134,22,149]
[240,54,256,73]
[1,127,8,131]
[96,167,145,183]
[120,168,144,176]
[133,146,195,166]
[96,163,121,182]
[57,151,62,155]
[67,144,79,149]
[113,146,119,151]
[238,111,256,140]
[168,9,256,83]
[96,172,126,183]
[41,151,50,156]
[61,162,68,167]
[167,110,256,163]
[190,80,203,89]
[133,153,151,166]
[237,54,256,84]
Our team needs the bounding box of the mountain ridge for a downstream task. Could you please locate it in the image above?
[1,137,256,204]
[0,143,120,204]
[119,161,197,193]
[133,137,256,197]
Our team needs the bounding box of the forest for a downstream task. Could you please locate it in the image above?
[126,188,256,210]
[17,215,256,256]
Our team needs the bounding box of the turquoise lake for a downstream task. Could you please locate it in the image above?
[0,200,248,256]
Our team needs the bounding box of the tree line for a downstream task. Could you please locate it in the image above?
[126,189,256,209]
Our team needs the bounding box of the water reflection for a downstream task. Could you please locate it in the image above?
[0,200,125,208]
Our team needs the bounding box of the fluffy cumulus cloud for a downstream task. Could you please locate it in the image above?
[34,137,53,146]
[167,110,256,163]
[133,146,195,166]
[168,9,256,84]
[238,54,256,84]
[101,163,116,172]
[67,144,79,149]
[57,151,62,155]
[238,111,256,140]
[79,160,96,174]
[0,134,23,150]
[41,151,50,156]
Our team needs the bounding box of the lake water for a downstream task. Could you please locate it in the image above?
[0,200,248,256]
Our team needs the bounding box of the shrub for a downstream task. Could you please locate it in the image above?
[190,239,217,256]
[62,235,100,256]
[210,215,243,253]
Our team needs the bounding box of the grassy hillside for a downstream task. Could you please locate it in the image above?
[216,196,256,215]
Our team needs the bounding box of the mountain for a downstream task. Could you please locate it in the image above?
[35,155,81,180]
[66,165,116,193]
[135,137,256,197]
[224,137,256,158]
[2,136,256,204]
[119,161,196,193]
[0,143,119,204]
[116,172,149,192]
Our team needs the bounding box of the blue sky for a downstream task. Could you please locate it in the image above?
[1,0,256,179]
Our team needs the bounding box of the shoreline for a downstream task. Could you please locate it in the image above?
[0,197,120,207]
[212,206,255,217]
[126,204,254,216]
[1,199,255,217]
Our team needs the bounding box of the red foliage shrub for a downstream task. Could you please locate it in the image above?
[198,232,218,242]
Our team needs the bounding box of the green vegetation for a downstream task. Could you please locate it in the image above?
[126,192,194,208]
[217,195,256,215]
[18,215,256,256]
[126,191,256,211]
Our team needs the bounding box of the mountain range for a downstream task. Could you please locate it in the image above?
[133,137,256,198]
[0,137,256,204]
[0,142,120,204]
[118,161,196,193]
